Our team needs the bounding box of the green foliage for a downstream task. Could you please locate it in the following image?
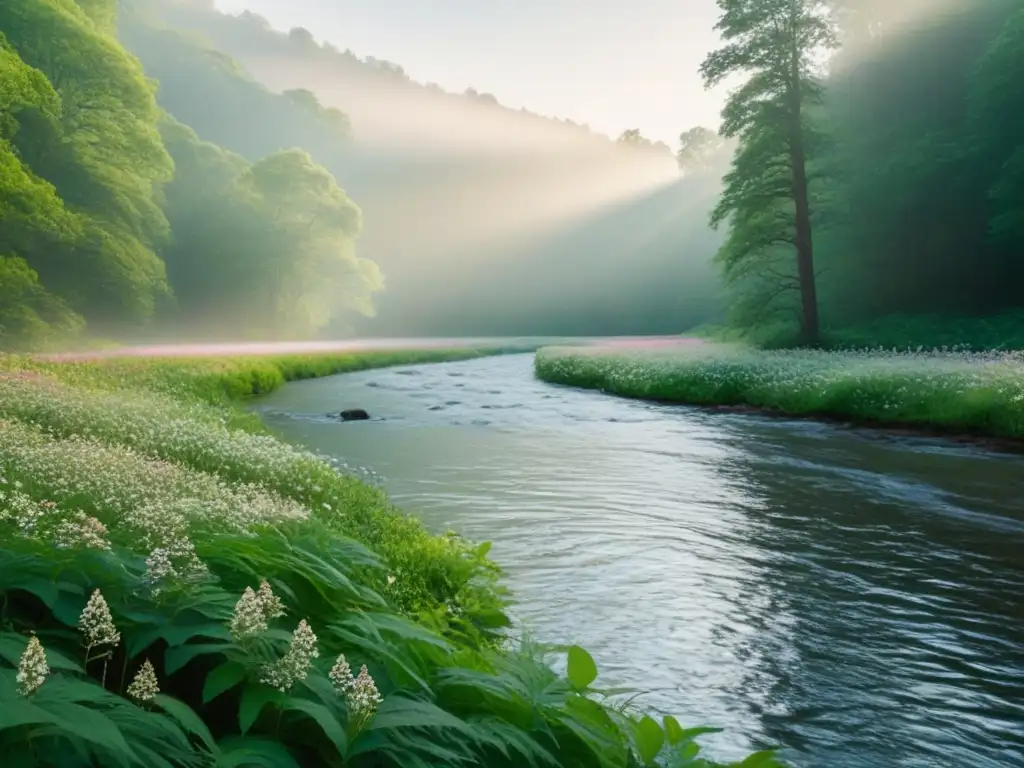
[714,0,1024,344]
[0,255,84,349]
[702,0,837,344]
[535,343,1024,439]
[157,119,380,339]
[0,351,774,767]
[0,0,174,327]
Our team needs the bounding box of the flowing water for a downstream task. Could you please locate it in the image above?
[255,353,1024,767]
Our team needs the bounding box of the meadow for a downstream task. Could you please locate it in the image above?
[534,343,1024,440]
[0,348,775,768]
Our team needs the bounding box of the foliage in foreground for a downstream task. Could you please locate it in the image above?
[0,350,778,767]
[535,343,1024,439]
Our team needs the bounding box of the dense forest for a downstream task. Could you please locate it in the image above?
[707,0,1024,345]
[1,0,1022,348]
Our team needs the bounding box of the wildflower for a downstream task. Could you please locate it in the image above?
[127,659,160,702]
[347,665,383,724]
[329,653,354,692]
[16,635,49,696]
[230,587,267,641]
[256,579,285,619]
[79,589,120,650]
[260,619,319,692]
[53,512,110,550]
[144,548,178,584]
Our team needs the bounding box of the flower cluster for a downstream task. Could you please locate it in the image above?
[261,619,319,692]
[79,589,120,651]
[330,654,383,725]
[127,659,160,702]
[16,635,49,697]
[230,579,286,641]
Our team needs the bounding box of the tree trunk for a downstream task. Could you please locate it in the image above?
[788,39,820,345]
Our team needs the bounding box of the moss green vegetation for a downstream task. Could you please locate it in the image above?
[0,349,778,767]
[535,344,1024,440]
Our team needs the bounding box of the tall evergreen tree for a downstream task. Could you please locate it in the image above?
[701,0,836,343]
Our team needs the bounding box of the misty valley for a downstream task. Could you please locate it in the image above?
[1,1,1023,768]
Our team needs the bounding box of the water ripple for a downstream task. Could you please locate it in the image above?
[256,354,1024,767]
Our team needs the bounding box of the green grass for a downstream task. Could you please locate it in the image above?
[535,342,1024,439]
[0,348,776,767]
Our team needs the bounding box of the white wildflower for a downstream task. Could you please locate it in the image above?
[79,589,120,650]
[347,665,383,725]
[53,512,110,550]
[328,653,354,693]
[229,587,267,641]
[256,579,285,619]
[260,619,319,692]
[16,635,49,697]
[126,659,160,702]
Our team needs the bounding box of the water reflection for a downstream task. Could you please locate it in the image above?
[255,354,1024,767]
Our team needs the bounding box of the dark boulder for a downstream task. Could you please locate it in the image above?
[339,409,370,421]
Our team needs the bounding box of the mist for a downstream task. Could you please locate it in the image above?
[113,0,727,341]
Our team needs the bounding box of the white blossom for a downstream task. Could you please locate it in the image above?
[260,619,319,692]
[79,589,120,649]
[16,635,49,696]
[230,587,267,641]
[256,579,285,619]
[127,659,160,701]
[328,653,354,692]
[347,665,383,724]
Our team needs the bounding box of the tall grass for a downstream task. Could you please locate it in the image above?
[0,349,776,767]
[535,343,1024,439]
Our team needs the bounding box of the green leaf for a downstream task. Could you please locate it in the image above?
[738,749,783,767]
[0,701,57,731]
[664,717,723,745]
[238,684,282,735]
[152,694,219,755]
[216,736,301,768]
[369,696,473,731]
[476,541,492,558]
[566,645,598,689]
[635,715,665,765]
[283,698,346,757]
[164,642,230,674]
[204,661,246,703]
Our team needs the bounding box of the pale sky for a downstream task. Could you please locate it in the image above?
[214,0,727,147]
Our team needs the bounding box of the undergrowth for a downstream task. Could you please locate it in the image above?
[535,343,1024,439]
[0,349,776,767]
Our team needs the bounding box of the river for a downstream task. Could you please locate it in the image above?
[255,353,1024,767]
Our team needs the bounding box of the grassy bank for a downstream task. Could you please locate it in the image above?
[535,343,1024,440]
[0,348,773,767]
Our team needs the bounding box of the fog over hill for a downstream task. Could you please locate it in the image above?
[120,0,726,337]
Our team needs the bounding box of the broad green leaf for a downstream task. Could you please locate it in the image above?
[164,642,230,674]
[635,715,665,765]
[152,694,219,755]
[238,684,282,735]
[0,701,57,731]
[216,736,302,768]
[283,698,346,757]
[203,661,246,703]
[566,645,598,689]
[664,716,723,745]
[738,749,783,767]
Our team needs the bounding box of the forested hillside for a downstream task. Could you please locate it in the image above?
[708,0,1024,346]
[0,0,380,348]
[115,0,727,339]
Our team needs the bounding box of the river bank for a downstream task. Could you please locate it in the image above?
[0,349,771,768]
[534,343,1024,442]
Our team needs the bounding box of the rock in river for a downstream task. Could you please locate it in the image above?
[339,409,370,421]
